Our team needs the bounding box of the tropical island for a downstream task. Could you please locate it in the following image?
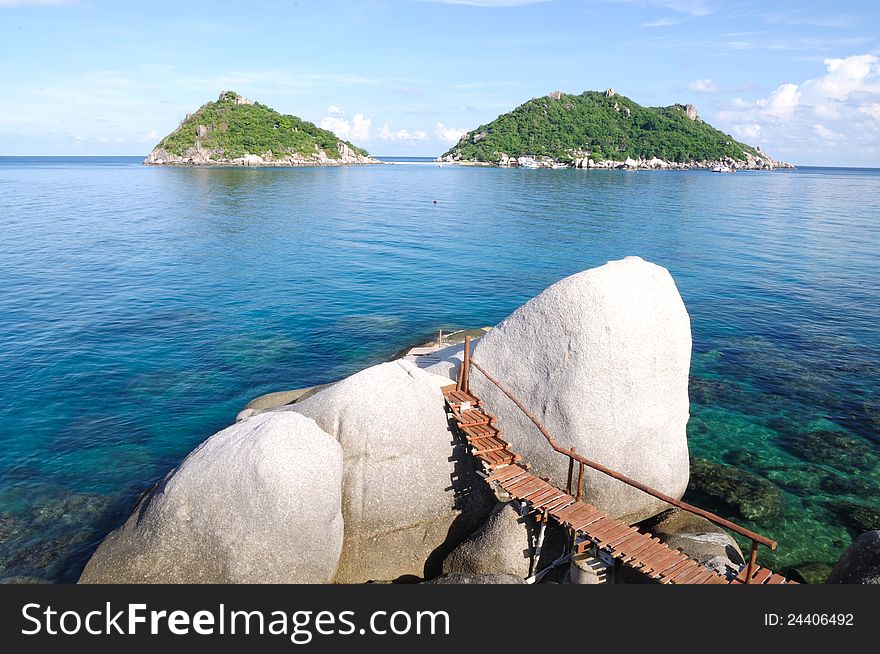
[144,91,378,166]
[439,89,793,170]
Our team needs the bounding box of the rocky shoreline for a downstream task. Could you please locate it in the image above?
[144,141,379,167]
[437,151,794,171]
[77,257,875,585]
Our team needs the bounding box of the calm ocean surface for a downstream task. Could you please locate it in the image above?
[1,156,878,582]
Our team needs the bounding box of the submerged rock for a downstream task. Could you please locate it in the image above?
[686,457,785,522]
[286,360,495,583]
[827,531,880,584]
[819,474,880,498]
[80,412,344,583]
[428,256,691,524]
[781,561,833,585]
[244,382,337,411]
[779,427,878,472]
[829,501,880,536]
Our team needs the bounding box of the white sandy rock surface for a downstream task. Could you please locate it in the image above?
[427,256,692,524]
[284,359,494,583]
[80,412,344,583]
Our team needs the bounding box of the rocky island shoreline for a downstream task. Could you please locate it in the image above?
[438,89,794,171]
[144,92,379,167]
[78,258,875,585]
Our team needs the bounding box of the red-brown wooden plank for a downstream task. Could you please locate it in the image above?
[665,560,703,583]
[505,476,542,494]
[620,538,663,563]
[678,564,716,585]
[604,528,640,549]
[487,466,527,483]
[683,569,719,585]
[565,507,604,529]
[552,503,587,523]
[607,531,644,553]
[524,487,558,504]
[752,568,773,585]
[534,493,568,511]
[648,556,688,579]
[573,514,612,533]
[594,523,633,544]
[640,548,683,576]
[766,573,790,584]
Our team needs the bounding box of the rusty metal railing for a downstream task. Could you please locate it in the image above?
[458,335,776,583]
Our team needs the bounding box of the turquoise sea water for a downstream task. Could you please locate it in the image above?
[1,157,878,582]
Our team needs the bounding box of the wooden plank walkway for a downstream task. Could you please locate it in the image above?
[443,383,792,585]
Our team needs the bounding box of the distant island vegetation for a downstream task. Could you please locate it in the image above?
[145,88,791,170]
[145,92,377,166]
[439,89,792,170]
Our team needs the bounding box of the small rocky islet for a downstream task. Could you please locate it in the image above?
[437,88,794,171]
[77,257,878,584]
[144,91,378,167]
[145,88,793,171]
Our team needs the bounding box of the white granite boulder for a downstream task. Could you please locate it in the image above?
[442,502,532,578]
[287,359,494,583]
[79,412,344,583]
[442,501,565,579]
[428,256,691,524]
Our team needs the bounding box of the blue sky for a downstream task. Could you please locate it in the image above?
[1,0,879,165]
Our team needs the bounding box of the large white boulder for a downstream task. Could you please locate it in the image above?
[428,256,691,524]
[442,501,565,579]
[287,359,494,583]
[79,412,344,583]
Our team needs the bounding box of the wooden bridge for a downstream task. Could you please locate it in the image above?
[442,336,794,585]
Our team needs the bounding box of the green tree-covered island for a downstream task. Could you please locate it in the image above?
[145,91,378,166]
[440,89,793,170]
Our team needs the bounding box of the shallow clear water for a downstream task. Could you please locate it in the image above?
[1,157,878,582]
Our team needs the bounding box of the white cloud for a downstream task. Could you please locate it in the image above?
[759,83,801,119]
[711,54,880,165]
[732,123,761,140]
[435,122,466,144]
[142,130,160,143]
[641,17,686,27]
[377,124,428,142]
[688,78,717,93]
[860,104,880,121]
[326,105,343,115]
[751,54,879,122]
[807,54,879,101]
[319,112,372,143]
[814,124,843,142]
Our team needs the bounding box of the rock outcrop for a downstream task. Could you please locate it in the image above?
[282,360,495,583]
[80,412,344,583]
[442,501,563,578]
[428,256,692,524]
[827,531,880,584]
[637,508,744,577]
